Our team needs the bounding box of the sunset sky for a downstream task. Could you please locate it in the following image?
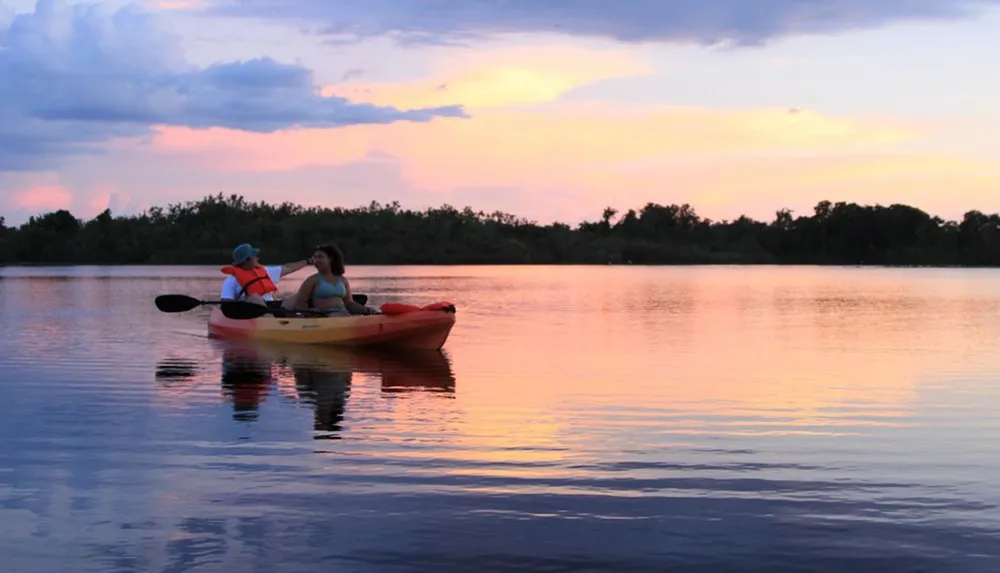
[2,0,999,226]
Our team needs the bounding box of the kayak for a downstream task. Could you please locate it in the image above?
[206,303,457,349]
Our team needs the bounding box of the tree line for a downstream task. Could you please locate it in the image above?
[1,193,999,266]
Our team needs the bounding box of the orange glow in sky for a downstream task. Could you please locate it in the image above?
[3,1,1000,224]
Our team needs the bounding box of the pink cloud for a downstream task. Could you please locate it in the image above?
[64,43,933,207]
[583,151,1000,223]
[145,0,208,9]
[148,124,377,171]
[32,97,985,228]
[140,102,924,201]
[6,135,996,229]
[322,43,652,110]
[3,40,998,228]
[0,172,141,224]
[146,44,651,172]
[13,185,72,212]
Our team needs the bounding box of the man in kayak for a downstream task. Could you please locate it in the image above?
[220,243,312,308]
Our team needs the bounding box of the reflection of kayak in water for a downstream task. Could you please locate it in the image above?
[154,339,457,433]
[218,345,275,422]
[153,346,275,420]
[209,338,456,394]
[206,302,457,350]
[211,339,455,434]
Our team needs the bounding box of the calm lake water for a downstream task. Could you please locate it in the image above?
[0,264,998,572]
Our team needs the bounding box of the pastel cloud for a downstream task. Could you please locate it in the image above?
[3,0,999,229]
[147,82,924,184]
[324,45,652,110]
[206,0,1000,45]
[93,132,1000,228]
[148,0,206,9]
[0,169,136,222]
[139,107,994,226]
[124,45,1000,225]
[147,45,918,166]
[603,151,1000,218]
[9,112,995,228]
[0,0,466,171]
[149,45,656,171]
[370,104,920,175]
[11,184,72,212]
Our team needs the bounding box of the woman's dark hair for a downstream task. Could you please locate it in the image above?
[314,244,345,275]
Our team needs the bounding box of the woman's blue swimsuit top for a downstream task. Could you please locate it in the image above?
[312,275,346,305]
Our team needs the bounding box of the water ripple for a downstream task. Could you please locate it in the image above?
[1,266,1000,571]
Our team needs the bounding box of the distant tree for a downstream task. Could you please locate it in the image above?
[1,194,999,266]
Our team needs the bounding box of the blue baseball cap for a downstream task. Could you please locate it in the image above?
[232,243,260,265]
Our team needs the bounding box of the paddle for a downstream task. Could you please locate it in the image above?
[155,293,369,314]
[155,294,215,313]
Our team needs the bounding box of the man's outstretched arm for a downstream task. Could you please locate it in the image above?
[280,257,312,277]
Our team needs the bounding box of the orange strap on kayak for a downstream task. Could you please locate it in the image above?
[380,301,456,315]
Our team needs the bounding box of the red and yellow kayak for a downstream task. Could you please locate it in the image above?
[207,302,457,349]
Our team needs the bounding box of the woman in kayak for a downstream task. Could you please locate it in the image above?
[292,244,379,316]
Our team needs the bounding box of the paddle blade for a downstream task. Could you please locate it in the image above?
[352,294,368,306]
[220,300,274,320]
[155,294,204,313]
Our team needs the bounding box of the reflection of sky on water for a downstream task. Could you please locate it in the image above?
[0,265,998,571]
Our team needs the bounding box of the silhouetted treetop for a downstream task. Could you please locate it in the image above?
[1,193,998,266]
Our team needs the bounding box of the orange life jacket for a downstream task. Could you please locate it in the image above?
[220,265,278,298]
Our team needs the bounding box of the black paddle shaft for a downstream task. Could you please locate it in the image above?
[155,293,368,314]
